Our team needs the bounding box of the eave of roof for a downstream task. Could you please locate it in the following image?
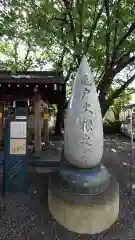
[0,70,64,84]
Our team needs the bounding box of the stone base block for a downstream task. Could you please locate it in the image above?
[48,177,119,234]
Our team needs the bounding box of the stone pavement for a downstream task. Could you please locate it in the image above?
[0,134,135,239]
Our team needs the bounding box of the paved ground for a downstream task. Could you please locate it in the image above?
[0,134,135,239]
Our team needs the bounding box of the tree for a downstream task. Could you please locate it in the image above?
[26,0,135,114]
[109,88,132,120]
[0,0,52,71]
[1,0,135,135]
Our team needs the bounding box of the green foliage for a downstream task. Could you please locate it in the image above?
[25,0,135,115]
[103,119,121,134]
[49,104,57,116]
[0,0,135,117]
[0,0,52,71]
[109,88,132,119]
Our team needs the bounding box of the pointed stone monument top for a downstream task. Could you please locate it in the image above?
[64,56,103,168]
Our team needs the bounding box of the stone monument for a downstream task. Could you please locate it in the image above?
[48,56,119,234]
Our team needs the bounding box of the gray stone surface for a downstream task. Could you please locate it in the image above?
[48,176,119,234]
[50,164,111,198]
[64,56,103,168]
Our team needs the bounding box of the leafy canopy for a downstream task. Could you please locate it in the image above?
[1,0,135,116]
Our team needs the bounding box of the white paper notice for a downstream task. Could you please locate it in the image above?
[10,121,27,138]
[10,139,26,154]
[16,116,27,120]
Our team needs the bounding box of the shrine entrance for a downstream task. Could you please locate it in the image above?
[0,70,65,193]
[0,70,65,151]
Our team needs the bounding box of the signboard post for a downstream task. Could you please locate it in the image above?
[128,107,135,195]
[3,105,28,194]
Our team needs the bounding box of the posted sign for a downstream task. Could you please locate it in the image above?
[10,139,26,155]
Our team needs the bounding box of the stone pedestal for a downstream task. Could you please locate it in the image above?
[48,159,119,234]
[48,177,119,234]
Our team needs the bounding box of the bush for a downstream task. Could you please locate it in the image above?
[103,120,121,134]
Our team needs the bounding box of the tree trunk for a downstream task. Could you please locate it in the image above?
[99,94,109,118]
[99,90,114,118]
[54,104,64,136]
[113,111,120,121]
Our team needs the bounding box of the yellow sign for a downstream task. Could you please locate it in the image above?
[0,112,2,119]
[10,139,26,155]
[44,113,48,120]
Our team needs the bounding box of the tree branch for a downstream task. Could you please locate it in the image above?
[99,73,135,116]
[113,0,121,48]
[14,41,19,72]
[23,41,32,66]
[108,72,135,102]
[65,53,77,82]
[113,54,135,75]
[97,51,135,92]
[65,63,76,82]
[98,21,135,94]
[112,21,135,62]
[56,37,74,56]
[47,17,68,25]
[114,50,130,66]
[65,65,73,82]
[84,3,104,55]
[57,46,67,72]
[77,0,84,46]
[104,0,111,71]
[14,43,18,63]
[93,0,100,19]
[62,0,77,49]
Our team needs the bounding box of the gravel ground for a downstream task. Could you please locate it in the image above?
[0,134,135,239]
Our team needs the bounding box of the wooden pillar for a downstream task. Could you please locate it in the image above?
[43,101,49,144]
[0,103,3,145]
[34,91,41,153]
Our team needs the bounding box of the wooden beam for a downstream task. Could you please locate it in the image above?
[34,91,41,153]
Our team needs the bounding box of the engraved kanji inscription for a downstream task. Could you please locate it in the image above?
[82,88,91,100]
[83,150,90,156]
[84,119,92,132]
[81,119,92,132]
[81,74,92,86]
[79,151,91,161]
[76,116,92,132]
[80,133,92,146]
[83,102,93,115]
